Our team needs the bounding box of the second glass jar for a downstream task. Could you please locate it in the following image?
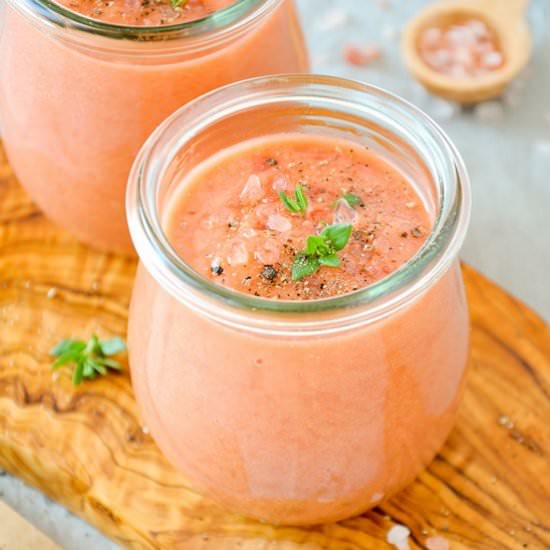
[0,0,308,253]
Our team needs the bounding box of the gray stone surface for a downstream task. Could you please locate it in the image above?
[1,1,548,548]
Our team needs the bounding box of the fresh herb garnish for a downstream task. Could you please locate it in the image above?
[292,223,353,281]
[170,0,187,8]
[50,335,126,385]
[343,193,363,207]
[279,183,308,216]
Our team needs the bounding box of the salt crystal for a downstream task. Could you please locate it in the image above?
[316,8,349,32]
[46,287,57,299]
[240,174,264,204]
[334,198,359,225]
[267,214,292,233]
[374,0,391,10]
[425,536,449,550]
[454,46,475,70]
[468,19,489,39]
[344,44,381,67]
[381,24,398,40]
[474,101,504,122]
[447,26,469,47]
[312,53,331,68]
[429,98,460,120]
[481,51,503,69]
[210,256,223,272]
[426,49,452,69]
[405,201,417,209]
[254,240,281,265]
[240,227,257,239]
[226,240,249,266]
[387,524,411,550]
[255,203,278,225]
[142,425,150,434]
[421,27,443,48]
[533,140,550,157]
[272,174,289,193]
[369,491,384,503]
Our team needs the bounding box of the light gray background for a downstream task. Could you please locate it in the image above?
[1,0,548,548]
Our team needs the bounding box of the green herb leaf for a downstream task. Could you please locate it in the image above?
[318,254,341,267]
[321,223,353,251]
[50,334,126,386]
[102,358,123,370]
[72,360,84,385]
[343,193,362,207]
[101,337,127,356]
[170,0,187,8]
[279,184,308,216]
[292,255,320,281]
[50,339,85,357]
[291,223,353,281]
[295,184,308,213]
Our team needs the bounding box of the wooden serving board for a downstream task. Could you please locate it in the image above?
[0,141,549,550]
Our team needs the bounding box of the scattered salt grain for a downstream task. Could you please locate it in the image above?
[316,8,349,32]
[474,101,504,122]
[267,214,292,233]
[429,98,460,120]
[46,287,58,299]
[426,535,450,550]
[369,491,384,503]
[405,201,416,209]
[387,524,411,550]
[498,414,514,429]
[142,425,150,434]
[381,24,398,40]
[334,198,359,225]
[374,0,391,10]
[240,174,264,204]
[533,140,550,157]
[344,44,381,67]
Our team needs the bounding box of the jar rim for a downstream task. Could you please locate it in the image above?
[127,75,471,333]
[9,0,273,40]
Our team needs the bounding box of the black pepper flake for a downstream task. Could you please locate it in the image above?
[211,264,224,276]
[266,158,278,166]
[261,265,278,282]
[411,226,424,238]
[401,231,408,238]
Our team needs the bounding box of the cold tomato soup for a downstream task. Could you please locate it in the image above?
[0,0,308,252]
[54,0,237,26]
[165,134,431,298]
[128,132,470,524]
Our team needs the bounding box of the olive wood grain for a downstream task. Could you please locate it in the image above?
[0,143,548,549]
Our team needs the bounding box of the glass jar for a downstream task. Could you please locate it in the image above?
[0,0,308,253]
[126,75,471,525]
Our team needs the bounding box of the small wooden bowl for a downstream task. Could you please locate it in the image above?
[401,0,532,104]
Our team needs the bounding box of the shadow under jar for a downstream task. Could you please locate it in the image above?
[126,75,471,525]
[0,0,308,253]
